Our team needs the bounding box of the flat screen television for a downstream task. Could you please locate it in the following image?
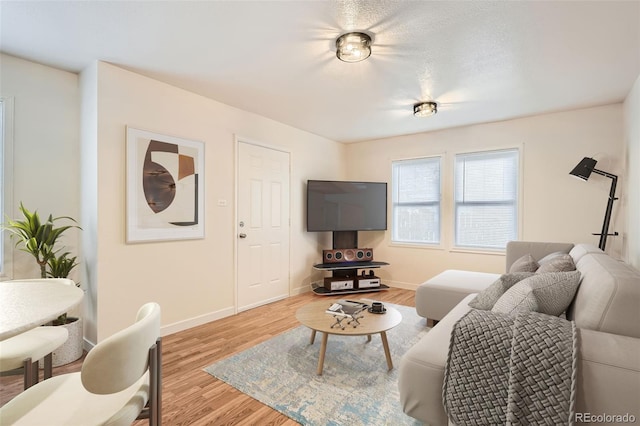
[306,180,387,232]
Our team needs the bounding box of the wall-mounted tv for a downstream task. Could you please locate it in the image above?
[306,180,387,232]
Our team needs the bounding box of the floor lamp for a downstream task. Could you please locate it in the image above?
[569,157,619,251]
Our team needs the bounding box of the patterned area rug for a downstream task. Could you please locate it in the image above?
[204,303,427,426]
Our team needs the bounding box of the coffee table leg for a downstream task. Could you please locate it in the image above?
[367,334,372,343]
[310,329,316,345]
[380,331,393,370]
[317,332,329,375]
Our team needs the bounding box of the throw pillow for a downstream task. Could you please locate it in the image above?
[537,253,576,273]
[491,271,581,316]
[468,272,535,310]
[508,254,539,273]
[537,251,567,264]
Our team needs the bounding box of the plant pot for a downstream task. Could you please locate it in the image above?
[51,317,83,366]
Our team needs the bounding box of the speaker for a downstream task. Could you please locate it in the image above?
[322,248,373,264]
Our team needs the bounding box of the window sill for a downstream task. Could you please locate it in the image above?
[389,242,445,251]
[449,247,506,256]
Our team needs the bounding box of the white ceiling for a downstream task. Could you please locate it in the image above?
[1,1,639,143]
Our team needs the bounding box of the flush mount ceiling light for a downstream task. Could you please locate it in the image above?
[336,32,372,63]
[413,101,438,117]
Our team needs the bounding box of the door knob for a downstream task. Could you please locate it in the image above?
[239,233,247,238]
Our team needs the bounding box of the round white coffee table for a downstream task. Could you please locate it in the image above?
[295,299,402,375]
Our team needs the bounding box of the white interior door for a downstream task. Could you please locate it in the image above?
[237,141,290,312]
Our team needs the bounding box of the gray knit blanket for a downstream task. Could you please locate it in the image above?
[443,309,577,425]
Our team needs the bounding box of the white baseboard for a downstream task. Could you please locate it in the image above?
[80,306,236,349]
[161,306,236,336]
[83,337,95,352]
[291,284,312,295]
[385,280,419,291]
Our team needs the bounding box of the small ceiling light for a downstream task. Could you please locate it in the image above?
[336,32,372,63]
[413,102,438,117]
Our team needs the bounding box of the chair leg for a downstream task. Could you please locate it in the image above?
[43,353,53,380]
[32,360,40,385]
[22,358,33,390]
[157,338,162,426]
[150,338,162,426]
[138,337,162,426]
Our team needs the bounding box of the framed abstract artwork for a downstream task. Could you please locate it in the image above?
[126,127,205,243]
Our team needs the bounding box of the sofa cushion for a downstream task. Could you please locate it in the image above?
[506,241,574,272]
[569,244,604,263]
[415,270,500,321]
[569,253,640,338]
[537,253,576,273]
[492,271,581,316]
[468,272,535,310]
[508,254,539,273]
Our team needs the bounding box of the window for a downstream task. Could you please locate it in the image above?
[392,157,441,244]
[454,149,519,250]
[1,97,14,279]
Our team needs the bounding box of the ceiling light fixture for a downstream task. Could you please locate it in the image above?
[413,102,438,117]
[336,32,372,63]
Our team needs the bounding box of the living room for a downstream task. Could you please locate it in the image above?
[1,1,639,424]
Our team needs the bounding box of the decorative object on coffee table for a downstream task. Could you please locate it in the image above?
[325,300,368,329]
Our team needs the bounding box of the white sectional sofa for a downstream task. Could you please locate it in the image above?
[398,241,640,425]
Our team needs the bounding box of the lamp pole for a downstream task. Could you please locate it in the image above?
[591,168,619,251]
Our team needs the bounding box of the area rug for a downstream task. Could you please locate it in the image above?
[204,303,428,426]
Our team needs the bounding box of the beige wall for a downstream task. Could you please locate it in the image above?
[86,62,344,341]
[345,105,626,289]
[624,75,640,269]
[3,53,636,344]
[0,54,81,281]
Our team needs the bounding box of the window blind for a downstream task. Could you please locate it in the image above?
[392,157,441,244]
[454,149,519,249]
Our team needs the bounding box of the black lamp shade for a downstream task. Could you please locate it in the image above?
[569,157,597,181]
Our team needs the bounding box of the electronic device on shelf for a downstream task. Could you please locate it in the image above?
[323,277,354,291]
[357,276,380,289]
[322,248,373,263]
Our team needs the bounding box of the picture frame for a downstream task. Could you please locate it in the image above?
[126,127,205,243]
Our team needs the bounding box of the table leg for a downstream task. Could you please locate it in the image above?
[317,332,329,375]
[380,331,393,370]
[309,329,316,345]
[366,334,372,343]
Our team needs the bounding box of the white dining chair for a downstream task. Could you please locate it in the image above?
[0,326,69,389]
[0,302,162,426]
[0,278,76,389]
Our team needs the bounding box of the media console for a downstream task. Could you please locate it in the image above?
[311,231,390,295]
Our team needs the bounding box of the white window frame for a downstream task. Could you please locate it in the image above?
[391,156,442,246]
[453,148,520,251]
[0,97,15,280]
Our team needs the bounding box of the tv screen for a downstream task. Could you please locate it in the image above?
[307,180,387,232]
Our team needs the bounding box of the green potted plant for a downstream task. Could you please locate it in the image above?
[3,202,83,365]
[3,203,79,279]
[47,252,80,326]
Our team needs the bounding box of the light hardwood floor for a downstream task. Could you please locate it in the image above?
[0,288,417,425]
